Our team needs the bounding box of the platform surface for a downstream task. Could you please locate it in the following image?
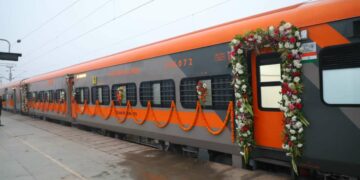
[0,111,290,180]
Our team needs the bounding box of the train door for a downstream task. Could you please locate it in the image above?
[251,53,283,149]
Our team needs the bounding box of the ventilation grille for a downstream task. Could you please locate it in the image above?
[320,42,360,70]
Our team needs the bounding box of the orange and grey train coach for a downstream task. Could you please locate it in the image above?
[1,0,359,177]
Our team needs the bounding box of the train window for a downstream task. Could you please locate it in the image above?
[27,92,35,101]
[256,53,282,110]
[55,89,66,103]
[26,92,32,101]
[44,91,49,102]
[180,75,233,109]
[48,90,54,103]
[111,83,137,106]
[140,80,175,107]
[91,85,110,105]
[320,42,360,105]
[38,91,45,102]
[32,92,37,101]
[260,64,281,82]
[75,87,89,104]
[212,76,234,109]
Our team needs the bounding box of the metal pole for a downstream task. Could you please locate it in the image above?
[0,39,11,52]
[9,66,13,81]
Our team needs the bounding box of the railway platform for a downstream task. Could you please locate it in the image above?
[0,111,290,180]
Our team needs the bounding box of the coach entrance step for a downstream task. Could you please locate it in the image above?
[0,111,289,180]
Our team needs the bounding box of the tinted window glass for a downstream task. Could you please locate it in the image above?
[140,80,175,107]
[91,85,110,105]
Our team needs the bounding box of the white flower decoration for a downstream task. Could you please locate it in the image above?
[295,122,303,128]
[202,83,207,88]
[241,84,247,91]
[294,77,300,83]
[290,136,297,141]
[298,127,304,133]
[231,39,240,45]
[285,22,292,29]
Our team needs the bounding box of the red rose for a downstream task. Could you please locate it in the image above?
[295,103,303,109]
[287,53,293,59]
[292,72,301,77]
[231,51,236,57]
[288,141,293,147]
[274,29,279,35]
[289,104,295,110]
[281,88,287,95]
[237,100,242,108]
[281,36,288,42]
[241,125,249,133]
[284,135,289,141]
[282,83,288,88]
[289,37,296,43]
[292,90,298,95]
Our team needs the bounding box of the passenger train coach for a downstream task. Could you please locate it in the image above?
[1,0,360,177]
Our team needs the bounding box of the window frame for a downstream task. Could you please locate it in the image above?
[319,42,360,107]
[111,83,137,106]
[44,91,49,102]
[75,87,89,104]
[139,79,176,108]
[48,90,54,103]
[27,91,37,101]
[54,89,66,103]
[91,85,110,105]
[180,75,234,110]
[256,53,282,111]
[38,91,45,102]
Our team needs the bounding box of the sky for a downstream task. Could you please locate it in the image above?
[0,0,307,84]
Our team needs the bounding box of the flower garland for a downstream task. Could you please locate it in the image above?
[196,81,208,105]
[59,91,65,103]
[230,21,309,174]
[116,86,125,104]
[21,85,29,113]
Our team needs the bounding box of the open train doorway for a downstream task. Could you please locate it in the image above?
[20,83,29,114]
[66,74,74,121]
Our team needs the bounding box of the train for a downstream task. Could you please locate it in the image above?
[1,0,359,178]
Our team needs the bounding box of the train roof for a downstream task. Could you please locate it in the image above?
[14,0,360,84]
[0,80,21,89]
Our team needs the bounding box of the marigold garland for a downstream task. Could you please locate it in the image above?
[230,21,309,174]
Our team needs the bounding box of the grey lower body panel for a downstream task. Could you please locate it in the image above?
[74,115,240,155]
